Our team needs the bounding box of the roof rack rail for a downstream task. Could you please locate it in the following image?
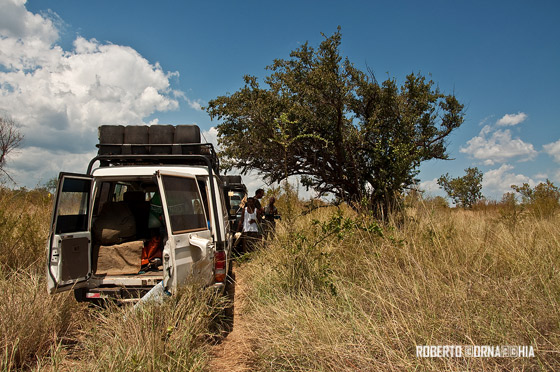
[87,149,220,175]
[90,124,219,173]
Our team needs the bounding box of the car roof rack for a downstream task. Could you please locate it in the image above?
[89,124,219,174]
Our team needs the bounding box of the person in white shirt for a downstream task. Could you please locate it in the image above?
[238,197,261,252]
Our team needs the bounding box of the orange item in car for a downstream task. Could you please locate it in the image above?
[141,236,162,266]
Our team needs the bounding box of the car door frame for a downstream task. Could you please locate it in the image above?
[155,170,214,293]
[47,172,93,294]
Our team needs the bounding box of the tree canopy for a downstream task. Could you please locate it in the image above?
[438,167,483,208]
[207,29,464,215]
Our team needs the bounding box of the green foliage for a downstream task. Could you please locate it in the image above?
[511,179,560,218]
[207,28,464,216]
[311,208,383,240]
[437,167,483,208]
[276,209,382,296]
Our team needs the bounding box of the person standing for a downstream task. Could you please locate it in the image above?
[253,188,265,214]
[253,188,265,239]
[263,197,279,240]
[238,197,260,252]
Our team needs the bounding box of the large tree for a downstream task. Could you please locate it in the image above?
[207,29,464,215]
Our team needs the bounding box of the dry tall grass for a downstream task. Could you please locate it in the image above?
[3,184,560,371]
[0,269,81,371]
[238,201,560,371]
[0,188,52,271]
[0,187,81,371]
[0,188,228,371]
[74,286,228,372]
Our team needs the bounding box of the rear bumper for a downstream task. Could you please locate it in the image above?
[77,286,154,303]
[211,282,225,293]
[77,281,226,303]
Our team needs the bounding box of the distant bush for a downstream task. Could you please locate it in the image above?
[438,167,483,208]
[424,195,449,209]
[511,179,560,218]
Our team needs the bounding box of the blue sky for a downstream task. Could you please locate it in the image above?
[1,0,559,199]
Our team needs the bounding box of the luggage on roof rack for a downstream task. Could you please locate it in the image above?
[92,124,219,173]
[98,125,202,155]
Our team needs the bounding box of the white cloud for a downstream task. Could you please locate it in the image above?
[496,112,527,126]
[419,178,441,194]
[6,146,96,187]
[187,98,204,111]
[554,170,560,184]
[201,127,219,149]
[533,173,548,180]
[482,164,539,198]
[0,0,184,187]
[460,125,537,165]
[543,139,560,163]
[0,0,58,41]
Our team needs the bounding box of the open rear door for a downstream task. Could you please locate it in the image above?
[47,173,93,294]
[156,171,214,293]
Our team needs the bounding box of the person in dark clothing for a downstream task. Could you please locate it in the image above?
[263,197,279,240]
[253,188,265,214]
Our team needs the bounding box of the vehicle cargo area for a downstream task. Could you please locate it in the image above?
[89,178,165,292]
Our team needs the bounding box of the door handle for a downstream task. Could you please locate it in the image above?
[188,234,210,259]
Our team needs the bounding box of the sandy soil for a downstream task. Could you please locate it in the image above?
[208,263,254,371]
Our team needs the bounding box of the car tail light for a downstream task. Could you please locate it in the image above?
[85,292,101,299]
[214,250,226,283]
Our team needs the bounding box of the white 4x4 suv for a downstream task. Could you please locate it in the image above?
[46,125,232,302]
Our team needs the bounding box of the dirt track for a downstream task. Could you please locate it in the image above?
[208,264,253,371]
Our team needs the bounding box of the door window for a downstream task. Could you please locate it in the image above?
[56,177,91,234]
[161,176,208,234]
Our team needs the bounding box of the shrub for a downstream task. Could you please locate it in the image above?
[512,179,560,218]
[438,167,483,208]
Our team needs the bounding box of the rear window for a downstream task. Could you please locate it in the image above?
[161,175,208,234]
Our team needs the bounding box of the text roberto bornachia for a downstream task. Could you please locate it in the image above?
[416,345,535,358]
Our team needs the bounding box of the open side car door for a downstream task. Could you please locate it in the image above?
[47,173,93,294]
[155,170,214,293]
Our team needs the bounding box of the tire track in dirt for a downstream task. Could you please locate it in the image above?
[208,263,253,371]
